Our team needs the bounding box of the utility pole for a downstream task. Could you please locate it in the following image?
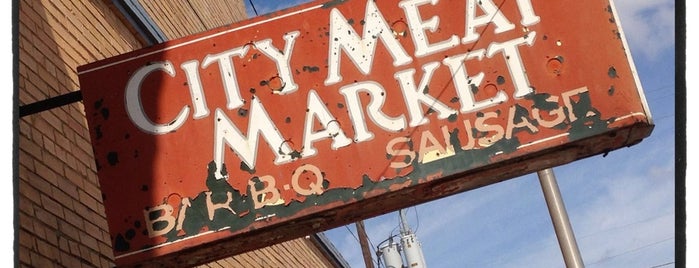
[399,209,427,268]
[378,209,427,268]
[355,221,375,268]
[538,168,585,268]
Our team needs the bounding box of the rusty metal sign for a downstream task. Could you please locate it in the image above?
[77,0,653,266]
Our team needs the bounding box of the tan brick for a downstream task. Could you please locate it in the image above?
[37,66,60,94]
[97,241,113,259]
[32,219,47,241]
[18,227,36,249]
[74,134,94,158]
[18,179,40,210]
[44,53,58,77]
[72,201,93,222]
[78,189,98,209]
[19,116,33,136]
[29,124,46,146]
[36,238,58,261]
[40,194,65,219]
[79,232,99,251]
[100,258,115,268]
[18,196,35,218]
[87,250,101,267]
[58,234,70,249]
[36,207,61,231]
[63,154,79,176]
[55,175,80,201]
[19,77,48,105]
[45,229,59,247]
[83,179,102,201]
[53,141,68,161]
[30,251,54,268]
[18,245,32,265]
[34,161,59,187]
[42,150,65,177]
[24,71,51,101]
[19,2,41,28]
[22,169,55,201]
[59,221,80,242]
[19,135,42,161]
[18,46,38,72]
[67,239,81,256]
[82,221,101,241]
[18,150,36,173]
[78,244,93,263]
[86,169,99,186]
[60,251,82,268]
[41,134,56,156]
[62,207,84,230]
[41,111,65,135]
[101,230,111,246]
[71,143,94,169]
[53,131,71,152]
[32,116,55,140]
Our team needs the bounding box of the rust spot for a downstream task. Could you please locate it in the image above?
[483,83,498,96]
[496,76,506,85]
[391,19,408,37]
[268,76,286,93]
[547,56,564,75]
[608,66,619,78]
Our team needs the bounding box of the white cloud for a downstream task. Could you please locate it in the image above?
[495,147,676,268]
[614,0,675,61]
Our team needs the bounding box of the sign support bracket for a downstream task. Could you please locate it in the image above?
[19,90,82,118]
[538,168,585,268]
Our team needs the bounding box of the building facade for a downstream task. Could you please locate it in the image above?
[16,0,348,267]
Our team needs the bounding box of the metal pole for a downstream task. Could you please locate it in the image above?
[537,168,585,268]
[355,221,375,268]
[399,209,410,235]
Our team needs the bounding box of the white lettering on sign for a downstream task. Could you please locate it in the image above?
[125,61,190,135]
[253,31,301,95]
[325,0,413,86]
[394,62,457,127]
[399,0,459,58]
[122,0,541,178]
[213,98,293,176]
[340,81,407,142]
[202,46,249,110]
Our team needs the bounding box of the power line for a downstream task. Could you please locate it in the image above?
[248,0,258,16]
[412,206,420,234]
[345,225,360,244]
[587,236,674,266]
[345,224,380,267]
[649,261,675,268]
[578,212,674,239]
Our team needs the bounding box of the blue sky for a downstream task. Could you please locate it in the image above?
[242,0,679,267]
[0,0,682,267]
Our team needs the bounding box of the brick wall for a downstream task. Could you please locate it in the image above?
[139,0,248,40]
[17,0,341,267]
[18,0,143,266]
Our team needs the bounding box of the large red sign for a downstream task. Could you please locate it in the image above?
[78,0,653,266]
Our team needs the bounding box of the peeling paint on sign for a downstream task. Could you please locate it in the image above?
[77,0,652,266]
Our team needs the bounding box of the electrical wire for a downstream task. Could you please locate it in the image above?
[344,225,360,244]
[413,206,420,234]
[248,0,258,16]
[586,236,675,266]
[649,261,675,268]
[345,224,380,267]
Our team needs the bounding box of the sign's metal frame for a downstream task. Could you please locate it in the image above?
[77,0,653,266]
